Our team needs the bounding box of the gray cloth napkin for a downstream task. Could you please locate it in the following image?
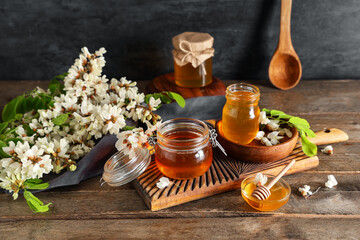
[41,95,226,190]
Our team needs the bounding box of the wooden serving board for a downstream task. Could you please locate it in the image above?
[133,128,348,211]
[148,73,226,98]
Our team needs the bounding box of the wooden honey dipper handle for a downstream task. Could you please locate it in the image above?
[266,159,296,189]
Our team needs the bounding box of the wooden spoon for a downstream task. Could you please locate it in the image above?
[251,159,296,200]
[269,0,302,90]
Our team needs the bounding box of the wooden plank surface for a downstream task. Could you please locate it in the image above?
[0,79,359,239]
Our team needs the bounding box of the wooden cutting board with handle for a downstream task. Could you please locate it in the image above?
[133,127,348,211]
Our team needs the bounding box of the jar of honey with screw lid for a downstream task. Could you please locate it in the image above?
[222,83,260,145]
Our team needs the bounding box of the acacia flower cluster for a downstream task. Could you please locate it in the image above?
[0,47,163,200]
[255,111,293,146]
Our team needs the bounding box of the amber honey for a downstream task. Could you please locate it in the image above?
[174,58,213,88]
[241,175,290,211]
[155,118,213,180]
[222,83,260,145]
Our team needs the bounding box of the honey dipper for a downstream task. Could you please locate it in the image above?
[251,159,296,200]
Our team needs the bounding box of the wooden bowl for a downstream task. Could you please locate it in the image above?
[215,120,299,163]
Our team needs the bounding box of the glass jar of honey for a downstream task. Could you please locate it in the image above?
[155,118,213,180]
[172,32,215,88]
[222,83,260,145]
[241,174,291,211]
[174,58,212,88]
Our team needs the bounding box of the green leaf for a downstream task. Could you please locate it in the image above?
[49,80,62,95]
[270,110,284,116]
[6,138,23,144]
[4,126,18,135]
[15,113,23,121]
[278,113,293,119]
[261,108,271,114]
[34,98,46,110]
[300,134,318,157]
[24,97,38,112]
[166,92,186,108]
[2,95,25,122]
[303,128,316,138]
[25,179,43,184]
[288,117,311,131]
[52,113,69,125]
[51,72,68,82]
[25,179,50,190]
[23,189,51,213]
[23,124,35,136]
[0,122,8,134]
[0,140,10,158]
[159,94,172,104]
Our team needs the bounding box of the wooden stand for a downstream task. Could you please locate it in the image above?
[148,73,226,98]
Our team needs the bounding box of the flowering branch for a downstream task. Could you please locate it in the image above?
[0,47,185,212]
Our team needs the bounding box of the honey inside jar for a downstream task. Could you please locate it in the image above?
[155,118,213,180]
[222,83,260,145]
[241,175,290,211]
[174,58,213,88]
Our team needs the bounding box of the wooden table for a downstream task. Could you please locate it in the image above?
[0,79,359,239]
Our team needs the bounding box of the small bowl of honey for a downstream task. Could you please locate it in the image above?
[241,174,291,211]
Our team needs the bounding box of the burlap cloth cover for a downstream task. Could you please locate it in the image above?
[172,32,214,74]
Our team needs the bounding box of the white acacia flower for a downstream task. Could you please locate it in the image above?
[2,141,17,156]
[284,128,293,138]
[95,47,106,56]
[261,137,272,146]
[102,114,126,135]
[0,158,22,177]
[61,95,78,110]
[267,131,284,145]
[0,172,25,200]
[115,130,142,159]
[267,119,280,131]
[254,131,265,140]
[148,97,161,110]
[69,145,85,160]
[321,145,333,155]
[29,119,41,131]
[36,137,55,154]
[53,139,70,158]
[80,99,94,116]
[126,101,137,111]
[15,126,27,138]
[325,175,338,188]
[21,145,53,179]
[298,185,312,197]
[259,111,270,125]
[144,120,161,136]
[254,173,267,186]
[156,177,171,189]
[14,141,31,160]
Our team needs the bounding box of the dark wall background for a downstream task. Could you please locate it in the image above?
[0,0,359,81]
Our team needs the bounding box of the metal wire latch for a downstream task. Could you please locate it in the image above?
[207,123,227,156]
[147,136,157,155]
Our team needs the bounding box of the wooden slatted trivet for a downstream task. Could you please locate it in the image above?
[133,141,318,211]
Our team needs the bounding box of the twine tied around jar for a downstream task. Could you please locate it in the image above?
[172,32,215,75]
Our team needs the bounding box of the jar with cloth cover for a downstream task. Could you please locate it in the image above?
[172,32,214,88]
